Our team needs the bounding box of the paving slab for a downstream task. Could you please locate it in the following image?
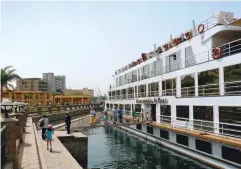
[18,118,41,169]
[37,130,83,169]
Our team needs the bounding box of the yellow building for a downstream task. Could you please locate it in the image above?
[53,95,89,105]
[2,91,51,106]
[2,91,90,106]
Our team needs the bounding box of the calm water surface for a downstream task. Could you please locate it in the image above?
[86,127,214,169]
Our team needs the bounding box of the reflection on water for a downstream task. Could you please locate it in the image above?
[86,127,214,169]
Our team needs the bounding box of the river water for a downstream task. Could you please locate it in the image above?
[86,126,214,169]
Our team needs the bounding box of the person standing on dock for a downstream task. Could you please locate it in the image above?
[141,108,145,122]
[118,107,123,123]
[65,112,71,134]
[112,106,117,124]
[90,108,96,124]
[38,115,49,140]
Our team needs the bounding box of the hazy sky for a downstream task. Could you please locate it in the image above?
[1,1,241,95]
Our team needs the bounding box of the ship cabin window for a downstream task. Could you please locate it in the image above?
[176,134,189,147]
[125,104,131,115]
[136,124,142,130]
[106,104,109,109]
[131,70,137,82]
[127,87,134,99]
[219,106,241,136]
[195,139,212,155]
[138,68,141,81]
[162,78,176,96]
[222,146,241,165]
[138,85,146,97]
[165,51,181,73]
[224,63,241,96]
[141,65,150,80]
[160,105,171,123]
[121,89,126,99]
[116,90,120,99]
[135,86,138,97]
[155,59,163,75]
[185,46,195,67]
[111,91,115,99]
[148,82,159,97]
[147,126,153,135]
[193,106,213,132]
[110,104,113,109]
[176,106,189,121]
[114,104,118,108]
[160,129,169,140]
[150,61,157,77]
[134,104,141,113]
[108,92,111,99]
[181,73,195,96]
[198,68,219,96]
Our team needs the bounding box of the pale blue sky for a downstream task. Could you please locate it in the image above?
[1,1,241,95]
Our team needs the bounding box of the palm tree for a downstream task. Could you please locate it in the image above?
[52,92,56,105]
[1,66,21,101]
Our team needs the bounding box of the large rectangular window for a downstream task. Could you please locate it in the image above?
[176,106,189,120]
[160,129,169,140]
[222,146,241,164]
[135,104,141,112]
[176,134,188,147]
[181,73,195,96]
[147,126,153,135]
[148,82,159,97]
[136,124,142,131]
[224,63,241,95]
[198,68,219,96]
[195,139,212,154]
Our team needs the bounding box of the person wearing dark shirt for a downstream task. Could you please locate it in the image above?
[118,107,123,123]
[65,112,71,134]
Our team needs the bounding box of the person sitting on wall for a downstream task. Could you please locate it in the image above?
[65,112,71,134]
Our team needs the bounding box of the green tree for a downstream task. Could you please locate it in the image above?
[1,66,21,101]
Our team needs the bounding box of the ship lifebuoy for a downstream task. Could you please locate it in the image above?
[185,31,192,40]
[213,48,222,59]
[198,24,205,33]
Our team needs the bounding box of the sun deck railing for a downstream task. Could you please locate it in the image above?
[158,115,241,139]
[111,38,241,89]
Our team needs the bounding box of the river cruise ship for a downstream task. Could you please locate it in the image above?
[105,11,241,169]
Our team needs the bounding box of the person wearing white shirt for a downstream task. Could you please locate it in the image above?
[37,115,49,140]
[90,108,96,124]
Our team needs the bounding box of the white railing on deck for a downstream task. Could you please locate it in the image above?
[158,115,241,139]
[111,38,241,89]
[109,81,241,100]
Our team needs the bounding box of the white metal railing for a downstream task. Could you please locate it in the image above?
[148,91,159,97]
[111,38,241,89]
[181,86,195,96]
[162,89,176,96]
[225,80,241,95]
[109,81,241,100]
[158,115,241,138]
[113,17,232,77]
[198,83,220,96]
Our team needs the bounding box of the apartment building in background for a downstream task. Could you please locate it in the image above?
[16,78,48,92]
[43,72,55,92]
[55,75,66,93]
[43,72,66,93]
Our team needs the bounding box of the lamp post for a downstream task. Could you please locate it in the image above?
[1,99,13,118]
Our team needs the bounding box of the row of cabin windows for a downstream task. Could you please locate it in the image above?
[114,63,241,96]
[136,125,241,165]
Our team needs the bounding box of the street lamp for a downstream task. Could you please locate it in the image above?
[1,99,13,118]
[13,102,20,113]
